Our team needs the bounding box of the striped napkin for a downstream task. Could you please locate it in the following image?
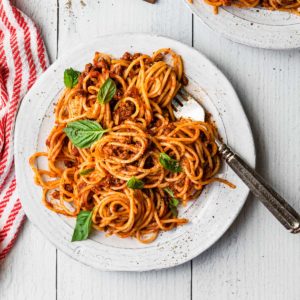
[0,0,48,260]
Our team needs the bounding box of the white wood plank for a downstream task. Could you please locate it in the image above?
[57,1,192,300]
[0,1,57,300]
[58,252,191,300]
[58,0,192,54]
[4,1,300,299]
[192,17,300,300]
[11,0,58,63]
[0,223,56,300]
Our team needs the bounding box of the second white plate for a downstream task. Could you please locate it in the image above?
[15,33,255,271]
[185,0,300,49]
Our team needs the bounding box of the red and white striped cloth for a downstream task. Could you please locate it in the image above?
[0,0,48,260]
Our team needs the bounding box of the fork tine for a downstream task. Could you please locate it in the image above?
[172,88,206,122]
[173,97,183,107]
[172,87,193,107]
[171,98,179,112]
[174,94,185,106]
[171,103,178,112]
[179,88,195,102]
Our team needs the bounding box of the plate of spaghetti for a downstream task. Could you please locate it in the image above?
[186,0,300,49]
[15,34,255,271]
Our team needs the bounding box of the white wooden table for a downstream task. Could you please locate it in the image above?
[1,1,300,299]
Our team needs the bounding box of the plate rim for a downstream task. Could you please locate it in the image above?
[14,33,256,271]
[183,0,300,50]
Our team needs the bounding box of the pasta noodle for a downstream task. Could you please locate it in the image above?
[29,48,234,243]
[189,0,300,15]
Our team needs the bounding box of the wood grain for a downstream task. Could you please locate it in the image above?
[57,0,192,54]
[2,0,300,299]
[0,1,58,300]
[11,0,58,63]
[57,1,192,299]
[192,17,300,300]
[0,224,56,300]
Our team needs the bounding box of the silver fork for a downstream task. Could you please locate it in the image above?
[173,88,300,233]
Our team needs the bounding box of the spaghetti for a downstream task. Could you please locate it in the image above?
[189,0,300,15]
[29,48,234,243]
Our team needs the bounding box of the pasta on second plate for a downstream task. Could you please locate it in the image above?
[188,0,300,15]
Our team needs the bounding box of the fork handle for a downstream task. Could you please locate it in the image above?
[218,142,300,233]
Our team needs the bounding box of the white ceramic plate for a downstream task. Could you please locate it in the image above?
[184,0,300,49]
[15,34,255,271]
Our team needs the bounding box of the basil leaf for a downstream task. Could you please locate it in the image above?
[164,188,179,217]
[164,187,175,198]
[64,120,108,148]
[159,153,182,173]
[127,177,144,189]
[169,197,179,217]
[64,68,81,88]
[71,210,93,242]
[170,197,179,207]
[169,206,178,217]
[97,78,116,104]
[79,168,94,176]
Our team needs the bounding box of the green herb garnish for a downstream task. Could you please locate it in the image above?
[71,210,93,242]
[127,177,144,189]
[164,188,180,217]
[79,168,94,176]
[97,78,117,104]
[64,68,81,88]
[64,120,108,148]
[159,153,182,173]
[164,187,175,198]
